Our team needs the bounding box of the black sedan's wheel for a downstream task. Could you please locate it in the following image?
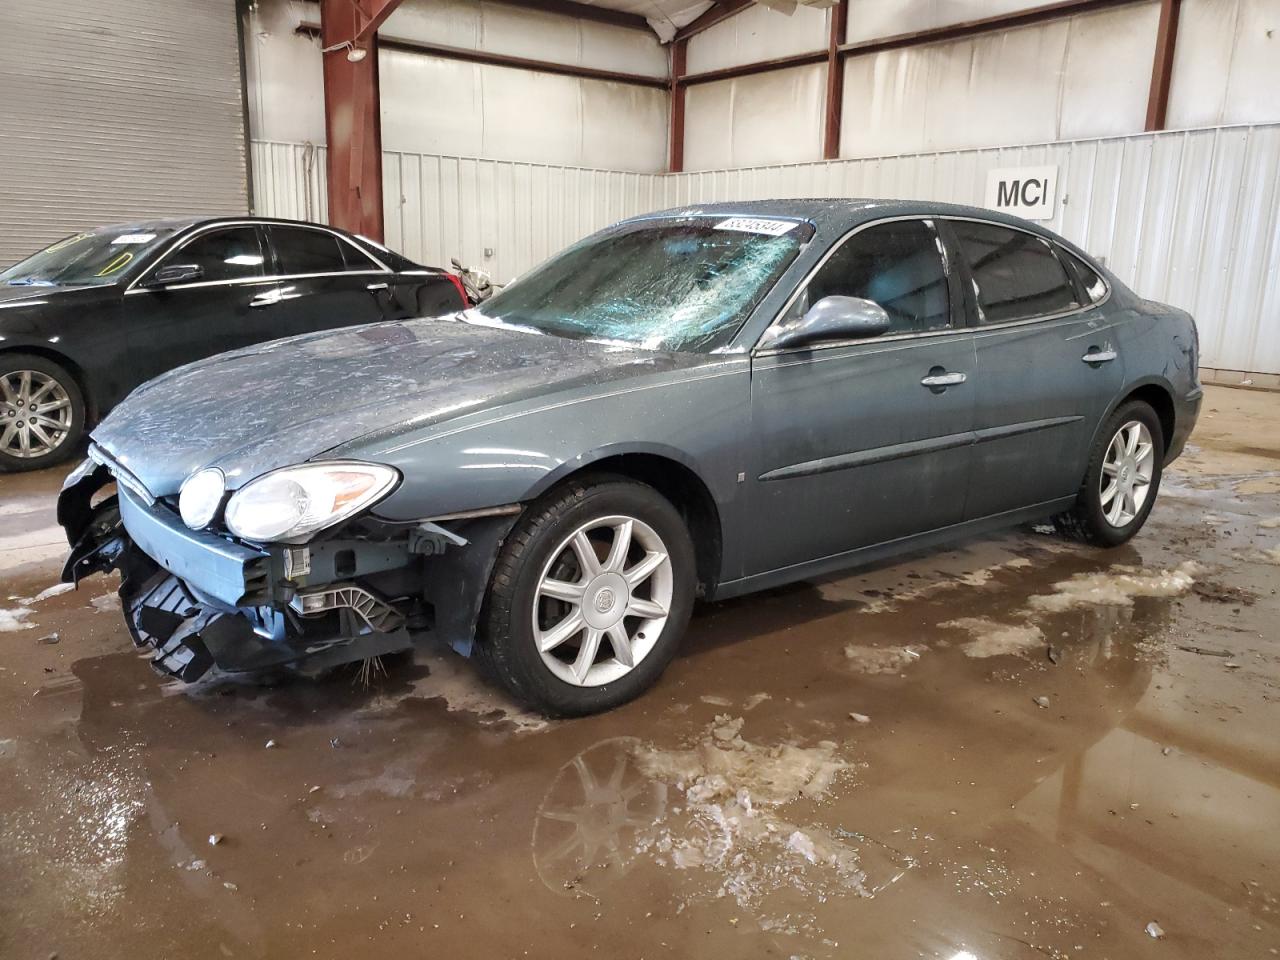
[1055,400,1164,546]
[476,476,696,717]
[0,353,85,471]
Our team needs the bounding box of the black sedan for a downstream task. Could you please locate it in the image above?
[0,217,467,470]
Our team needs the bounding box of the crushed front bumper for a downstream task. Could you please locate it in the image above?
[59,462,414,683]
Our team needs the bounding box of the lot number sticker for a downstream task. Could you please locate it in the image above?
[715,217,798,236]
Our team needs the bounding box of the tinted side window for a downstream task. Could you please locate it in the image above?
[340,240,382,272]
[271,227,347,274]
[1061,248,1107,304]
[951,221,1079,323]
[802,220,950,333]
[171,227,264,283]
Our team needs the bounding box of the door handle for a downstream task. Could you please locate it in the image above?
[249,290,280,308]
[1082,347,1117,364]
[366,282,389,291]
[921,371,967,388]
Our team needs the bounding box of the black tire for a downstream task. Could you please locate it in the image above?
[1054,400,1164,547]
[475,475,696,717]
[0,353,85,472]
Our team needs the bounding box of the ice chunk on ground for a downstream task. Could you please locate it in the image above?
[0,607,35,632]
[843,643,925,674]
[743,692,771,711]
[15,582,74,604]
[631,717,867,909]
[940,618,1045,658]
[1026,562,1199,612]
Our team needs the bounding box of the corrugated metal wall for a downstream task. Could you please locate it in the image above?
[0,0,249,267]
[252,122,1280,376]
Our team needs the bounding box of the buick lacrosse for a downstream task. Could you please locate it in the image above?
[59,200,1201,715]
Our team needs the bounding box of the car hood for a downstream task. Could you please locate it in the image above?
[91,316,710,496]
[0,282,107,308]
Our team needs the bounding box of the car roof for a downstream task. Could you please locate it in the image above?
[626,197,1052,234]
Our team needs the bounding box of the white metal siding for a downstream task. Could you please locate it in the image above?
[252,123,1280,376]
[0,0,249,267]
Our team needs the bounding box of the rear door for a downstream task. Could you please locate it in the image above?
[123,224,278,383]
[746,217,976,577]
[946,218,1124,520]
[262,224,389,337]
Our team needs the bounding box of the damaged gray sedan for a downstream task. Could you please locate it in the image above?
[59,200,1201,715]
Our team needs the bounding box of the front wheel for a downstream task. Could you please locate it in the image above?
[476,476,696,717]
[1055,400,1164,546]
[0,353,85,471]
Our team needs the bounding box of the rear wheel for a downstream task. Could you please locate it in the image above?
[1055,400,1163,546]
[0,353,85,471]
[476,476,696,717]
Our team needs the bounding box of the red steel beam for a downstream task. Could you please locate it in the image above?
[320,0,386,241]
[669,38,687,173]
[351,0,403,43]
[679,49,826,86]
[1144,0,1181,130]
[837,0,1142,57]
[822,0,848,160]
[673,0,752,42]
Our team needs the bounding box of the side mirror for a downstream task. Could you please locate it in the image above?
[761,295,892,350]
[150,263,204,286]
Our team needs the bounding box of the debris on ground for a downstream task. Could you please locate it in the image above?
[36,633,59,645]
[743,692,771,711]
[843,643,925,674]
[1146,921,1166,939]
[208,834,223,846]
[0,607,35,632]
[939,618,1044,658]
[264,739,277,749]
[17,582,75,604]
[1028,562,1199,612]
[1193,580,1258,605]
[848,712,871,724]
[1033,696,1051,709]
[1047,645,1061,664]
[1176,644,1235,658]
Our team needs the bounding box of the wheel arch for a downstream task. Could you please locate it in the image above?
[528,444,725,597]
[0,344,96,421]
[1105,378,1176,462]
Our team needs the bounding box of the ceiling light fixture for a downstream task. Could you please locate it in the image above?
[321,39,368,62]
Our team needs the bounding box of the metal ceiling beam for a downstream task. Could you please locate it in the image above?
[673,0,752,42]
[1144,0,1181,131]
[679,49,825,85]
[350,0,403,44]
[837,0,1144,57]
[487,0,653,32]
[298,23,667,87]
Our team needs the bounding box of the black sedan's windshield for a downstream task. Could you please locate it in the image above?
[475,216,813,352]
[1,227,179,287]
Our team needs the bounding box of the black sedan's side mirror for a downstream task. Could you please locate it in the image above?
[760,295,893,350]
[150,263,204,286]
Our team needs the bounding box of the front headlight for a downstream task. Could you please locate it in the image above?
[224,461,399,543]
[179,467,226,530]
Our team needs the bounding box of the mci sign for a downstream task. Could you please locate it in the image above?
[984,165,1058,221]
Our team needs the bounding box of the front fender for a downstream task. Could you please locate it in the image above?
[361,363,750,523]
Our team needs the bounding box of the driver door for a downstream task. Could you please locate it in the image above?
[124,225,280,384]
[745,218,977,577]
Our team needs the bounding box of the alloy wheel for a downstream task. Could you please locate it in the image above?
[1100,419,1155,527]
[533,514,673,687]
[0,369,73,460]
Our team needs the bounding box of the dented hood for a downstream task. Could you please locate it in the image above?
[91,316,702,496]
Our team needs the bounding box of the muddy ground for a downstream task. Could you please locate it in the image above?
[1,384,1277,960]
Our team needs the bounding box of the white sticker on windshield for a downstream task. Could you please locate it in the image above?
[112,233,156,245]
[714,217,797,236]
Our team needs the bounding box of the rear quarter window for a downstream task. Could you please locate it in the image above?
[951,220,1080,323]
